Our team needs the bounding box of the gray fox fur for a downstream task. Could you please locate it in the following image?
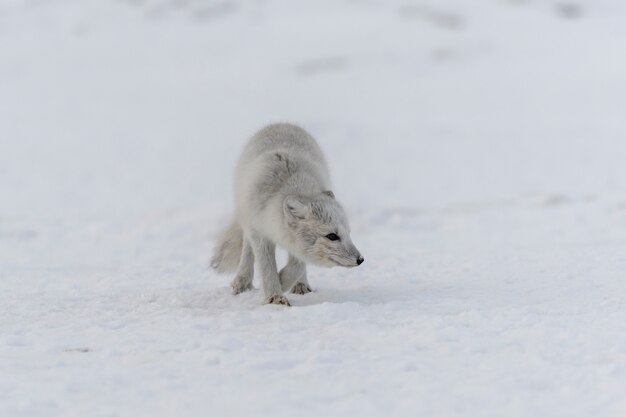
[211,123,364,305]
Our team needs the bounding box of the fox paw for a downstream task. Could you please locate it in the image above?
[291,282,312,295]
[231,278,253,295]
[266,295,291,306]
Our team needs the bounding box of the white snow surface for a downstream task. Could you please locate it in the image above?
[2,1,626,416]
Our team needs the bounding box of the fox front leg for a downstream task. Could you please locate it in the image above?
[291,277,312,295]
[279,254,312,294]
[250,233,290,306]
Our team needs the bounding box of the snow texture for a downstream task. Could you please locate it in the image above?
[2,0,626,416]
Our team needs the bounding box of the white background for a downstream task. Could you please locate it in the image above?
[2,1,626,416]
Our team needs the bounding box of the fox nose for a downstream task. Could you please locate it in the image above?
[356,256,364,266]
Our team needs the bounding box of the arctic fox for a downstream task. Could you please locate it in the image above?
[211,123,364,306]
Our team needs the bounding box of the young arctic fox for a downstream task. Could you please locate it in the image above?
[211,123,364,306]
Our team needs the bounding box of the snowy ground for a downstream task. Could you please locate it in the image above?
[2,0,626,416]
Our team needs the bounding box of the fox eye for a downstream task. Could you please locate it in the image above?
[325,233,340,241]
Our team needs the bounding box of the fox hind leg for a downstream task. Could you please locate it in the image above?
[231,238,255,295]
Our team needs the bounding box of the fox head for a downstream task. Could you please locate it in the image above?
[283,191,364,268]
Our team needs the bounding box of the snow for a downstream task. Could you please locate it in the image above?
[2,0,626,416]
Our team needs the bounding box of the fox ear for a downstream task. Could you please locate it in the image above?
[322,190,335,199]
[284,196,309,220]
